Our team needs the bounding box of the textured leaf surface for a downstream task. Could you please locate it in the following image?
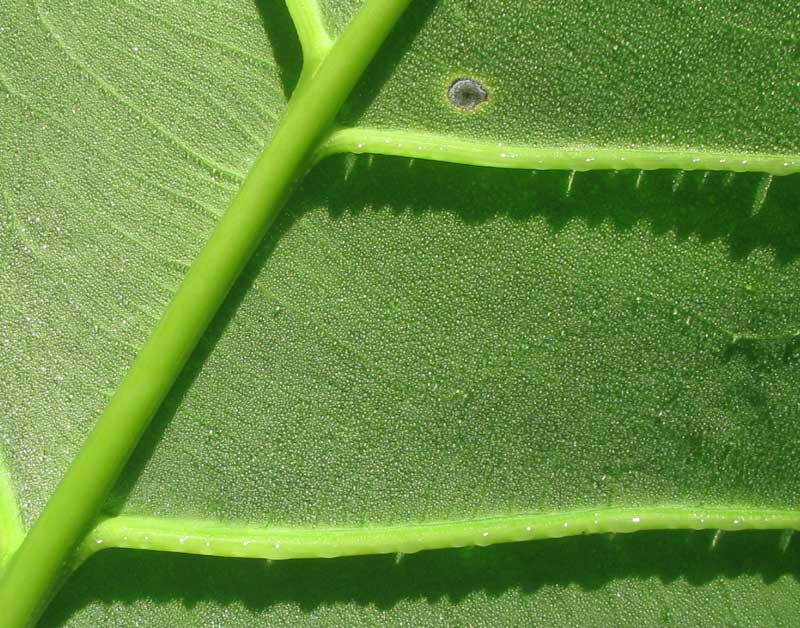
[348,1,800,150]
[1,0,799,626]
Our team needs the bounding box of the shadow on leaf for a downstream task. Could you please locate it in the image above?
[108,153,799,517]
[253,0,303,97]
[43,530,800,625]
[314,155,800,264]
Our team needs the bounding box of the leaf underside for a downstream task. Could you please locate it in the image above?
[1,0,799,626]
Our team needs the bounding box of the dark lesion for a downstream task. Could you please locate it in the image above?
[447,78,488,110]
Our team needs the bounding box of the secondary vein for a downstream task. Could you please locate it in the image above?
[79,506,800,564]
[286,0,333,73]
[318,127,800,176]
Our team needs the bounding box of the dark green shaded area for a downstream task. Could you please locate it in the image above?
[112,155,800,525]
[43,530,800,627]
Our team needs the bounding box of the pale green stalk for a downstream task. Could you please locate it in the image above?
[77,507,800,564]
[318,127,800,175]
[0,1,411,626]
[0,452,24,569]
[286,0,332,71]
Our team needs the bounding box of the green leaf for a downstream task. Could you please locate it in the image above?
[1,0,799,626]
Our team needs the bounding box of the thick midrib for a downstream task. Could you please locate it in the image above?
[0,2,412,626]
[0,452,24,569]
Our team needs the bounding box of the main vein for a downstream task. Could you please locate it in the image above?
[0,450,24,569]
[0,2,412,627]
